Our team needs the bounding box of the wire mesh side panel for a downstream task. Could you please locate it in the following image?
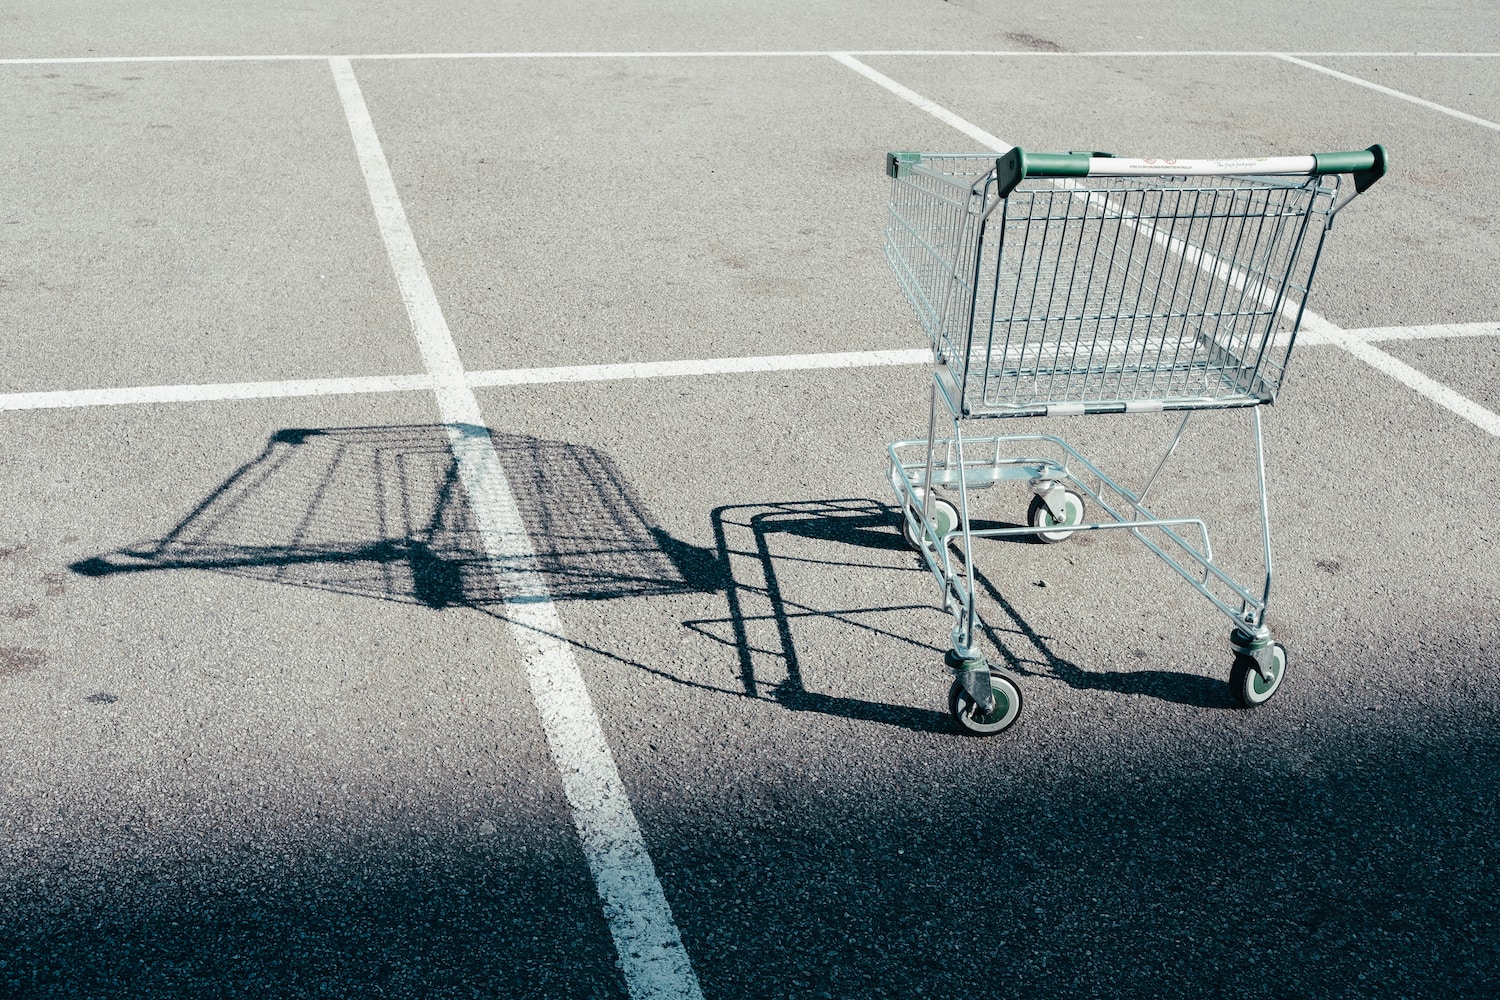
[884,156,998,365]
[968,174,1339,414]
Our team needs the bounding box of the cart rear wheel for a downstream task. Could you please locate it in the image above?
[948,670,1023,736]
[1027,489,1085,543]
[902,493,960,551]
[1230,642,1287,707]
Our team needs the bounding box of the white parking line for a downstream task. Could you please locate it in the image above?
[0,350,932,411]
[829,51,1009,148]
[464,348,931,387]
[0,54,324,64]
[0,330,1494,414]
[1298,315,1500,437]
[0,373,431,411]
[0,50,1494,439]
[4,50,1499,66]
[329,57,704,1000]
[1277,55,1500,133]
[1350,321,1500,343]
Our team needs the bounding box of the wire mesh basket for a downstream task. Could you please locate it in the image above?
[885,151,1371,417]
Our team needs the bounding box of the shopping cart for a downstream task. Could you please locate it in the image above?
[884,145,1387,735]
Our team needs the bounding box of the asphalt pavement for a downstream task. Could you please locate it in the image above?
[2,4,1497,998]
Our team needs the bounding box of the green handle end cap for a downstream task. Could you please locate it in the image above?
[1354,143,1388,194]
[1312,144,1388,193]
[887,151,922,178]
[995,147,1027,197]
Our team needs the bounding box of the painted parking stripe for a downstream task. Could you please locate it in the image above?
[1299,315,1500,437]
[0,350,931,411]
[1277,55,1500,134]
[0,330,1495,413]
[464,348,931,387]
[0,373,432,412]
[5,50,1500,66]
[829,51,1010,149]
[328,56,704,1000]
[1352,322,1500,342]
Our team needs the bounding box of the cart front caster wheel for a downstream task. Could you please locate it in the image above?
[902,493,960,551]
[1027,489,1085,544]
[948,670,1023,736]
[1230,642,1287,707]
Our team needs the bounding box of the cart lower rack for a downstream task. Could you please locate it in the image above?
[883,145,1386,735]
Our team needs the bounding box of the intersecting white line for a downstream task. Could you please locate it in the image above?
[1351,322,1500,342]
[1295,315,1500,436]
[4,50,1500,66]
[829,51,1009,148]
[1,51,1495,441]
[1,331,1495,414]
[1277,54,1500,133]
[0,44,1490,997]
[329,56,704,1000]
[0,350,932,411]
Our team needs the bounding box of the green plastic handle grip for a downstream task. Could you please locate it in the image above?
[1312,145,1389,192]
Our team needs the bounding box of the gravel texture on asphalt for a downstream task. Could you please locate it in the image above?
[3,3,1498,997]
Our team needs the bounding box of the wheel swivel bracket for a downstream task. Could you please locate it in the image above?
[946,649,995,714]
[1230,626,1276,684]
[1030,478,1071,521]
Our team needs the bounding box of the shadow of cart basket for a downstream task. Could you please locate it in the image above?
[72,424,723,607]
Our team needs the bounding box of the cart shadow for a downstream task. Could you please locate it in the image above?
[692,498,1235,716]
[66,426,953,733]
[68,425,1224,725]
[686,499,954,733]
[64,427,974,733]
[968,563,1236,710]
[71,424,728,607]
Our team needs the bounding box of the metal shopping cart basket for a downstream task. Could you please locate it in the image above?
[884,144,1387,735]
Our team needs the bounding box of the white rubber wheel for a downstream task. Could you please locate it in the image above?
[948,670,1023,736]
[902,493,959,551]
[1026,489,1085,544]
[1230,642,1287,707]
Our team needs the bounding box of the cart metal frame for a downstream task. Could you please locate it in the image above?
[883,145,1387,734]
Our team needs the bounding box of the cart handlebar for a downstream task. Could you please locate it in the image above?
[993,145,1388,197]
[885,146,1388,199]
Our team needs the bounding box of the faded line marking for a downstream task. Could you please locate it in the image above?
[1349,321,1500,342]
[329,56,705,1000]
[0,350,931,412]
[1277,54,1500,133]
[5,50,1500,66]
[465,348,932,387]
[0,374,436,412]
[828,52,1010,149]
